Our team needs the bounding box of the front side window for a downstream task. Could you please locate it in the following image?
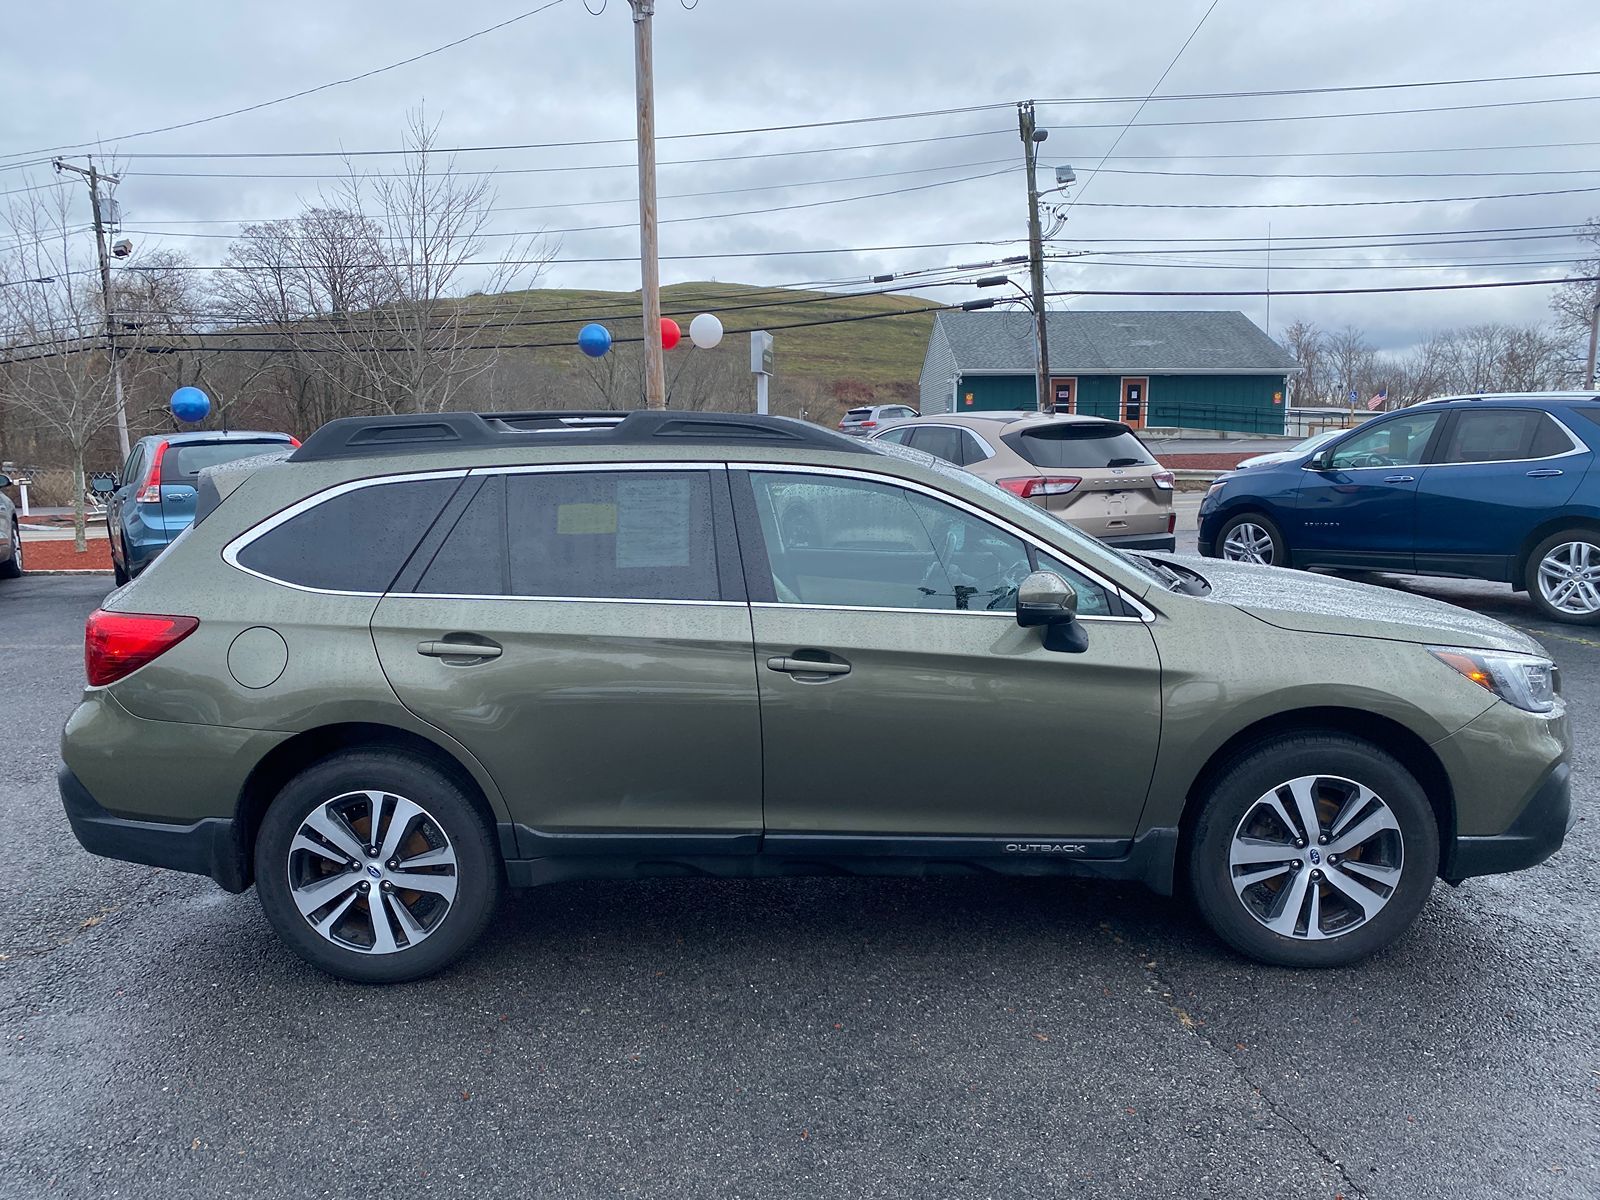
[1327,412,1441,469]
[750,472,1076,613]
[505,470,720,601]
[235,477,458,592]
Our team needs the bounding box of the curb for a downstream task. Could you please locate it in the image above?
[22,569,113,576]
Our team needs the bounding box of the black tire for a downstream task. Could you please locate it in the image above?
[1524,528,1600,625]
[254,750,503,983]
[1214,511,1288,568]
[112,556,130,586]
[0,521,20,579]
[1188,733,1439,968]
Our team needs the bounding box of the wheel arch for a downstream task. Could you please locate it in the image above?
[1511,514,1600,592]
[233,721,508,889]
[1173,706,1455,890]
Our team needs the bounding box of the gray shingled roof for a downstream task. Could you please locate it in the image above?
[934,310,1297,374]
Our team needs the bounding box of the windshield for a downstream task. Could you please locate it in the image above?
[865,438,1168,590]
[1292,428,1345,454]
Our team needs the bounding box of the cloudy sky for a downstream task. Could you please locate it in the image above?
[3,0,1599,351]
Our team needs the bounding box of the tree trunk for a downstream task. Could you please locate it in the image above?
[71,451,87,554]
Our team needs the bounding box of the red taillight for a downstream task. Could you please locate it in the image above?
[135,441,169,504]
[85,610,199,686]
[1153,470,1175,490]
[288,436,302,448]
[997,476,1081,499]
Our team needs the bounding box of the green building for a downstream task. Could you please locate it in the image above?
[918,310,1299,434]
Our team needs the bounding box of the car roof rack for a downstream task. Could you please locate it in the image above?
[289,409,874,463]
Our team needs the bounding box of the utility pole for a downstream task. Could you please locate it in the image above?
[629,0,666,410]
[55,156,130,459]
[1018,102,1051,412]
[1586,298,1599,391]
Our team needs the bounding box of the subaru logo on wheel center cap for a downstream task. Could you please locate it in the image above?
[1309,848,1322,865]
[366,864,382,880]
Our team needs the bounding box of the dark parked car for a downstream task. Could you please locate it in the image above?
[0,470,21,581]
[99,431,298,583]
[1198,392,1600,622]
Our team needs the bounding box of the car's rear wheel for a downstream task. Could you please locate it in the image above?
[0,521,21,579]
[1216,512,1286,567]
[1526,529,1600,624]
[1188,733,1438,967]
[254,751,502,983]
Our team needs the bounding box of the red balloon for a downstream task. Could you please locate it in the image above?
[660,317,682,350]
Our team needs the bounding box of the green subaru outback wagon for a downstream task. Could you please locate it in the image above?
[59,411,1573,982]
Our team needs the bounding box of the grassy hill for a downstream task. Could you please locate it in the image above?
[470,280,936,394]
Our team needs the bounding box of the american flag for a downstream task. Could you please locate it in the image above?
[1367,387,1388,411]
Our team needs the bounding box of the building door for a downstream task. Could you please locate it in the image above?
[1050,377,1077,414]
[1120,378,1148,429]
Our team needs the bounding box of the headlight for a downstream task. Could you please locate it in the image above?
[1205,480,1226,500]
[1428,646,1557,714]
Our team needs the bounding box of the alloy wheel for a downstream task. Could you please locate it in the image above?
[1222,521,1275,565]
[286,789,459,955]
[1228,775,1404,941]
[10,525,20,570]
[1536,541,1600,616]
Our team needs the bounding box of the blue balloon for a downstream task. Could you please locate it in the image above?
[170,386,211,423]
[577,323,613,358]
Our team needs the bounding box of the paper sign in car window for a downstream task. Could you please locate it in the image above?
[556,502,617,535]
[616,477,692,567]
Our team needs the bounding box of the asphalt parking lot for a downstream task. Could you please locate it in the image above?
[2,564,1596,1199]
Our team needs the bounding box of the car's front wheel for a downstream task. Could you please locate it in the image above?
[1216,511,1286,567]
[0,521,22,579]
[1188,733,1438,967]
[1526,529,1600,624]
[254,751,503,983]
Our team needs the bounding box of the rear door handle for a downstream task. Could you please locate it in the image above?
[1526,468,1565,478]
[418,639,502,661]
[1383,474,1415,483]
[766,656,850,676]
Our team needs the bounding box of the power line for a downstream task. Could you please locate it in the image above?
[1092,165,1600,181]
[1035,68,1600,107]
[0,1,573,163]
[1070,183,1600,210]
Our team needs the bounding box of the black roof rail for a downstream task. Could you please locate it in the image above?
[289,409,873,463]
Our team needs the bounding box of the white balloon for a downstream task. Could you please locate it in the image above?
[689,312,724,349]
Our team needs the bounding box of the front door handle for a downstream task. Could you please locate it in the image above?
[1526,468,1565,478]
[766,655,850,676]
[1383,474,1416,483]
[418,638,502,661]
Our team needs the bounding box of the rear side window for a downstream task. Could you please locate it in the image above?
[1005,424,1155,470]
[908,426,967,465]
[235,478,457,592]
[1438,409,1572,463]
[505,470,719,601]
[171,442,288,479]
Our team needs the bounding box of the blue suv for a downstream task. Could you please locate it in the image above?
[1198,392,1600,623]
[99,430,298,584]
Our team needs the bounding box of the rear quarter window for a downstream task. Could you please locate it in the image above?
[233,477,458,592]
[1005,424,1155,470]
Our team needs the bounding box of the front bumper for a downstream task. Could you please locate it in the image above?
[1443,760,1574,881]
[59,767,248,891]
[1104,532,1177,551]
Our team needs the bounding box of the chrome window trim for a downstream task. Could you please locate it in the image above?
[397,594,746,609]
[1306,408,1589,473]
[729,460,1156,622]
[222,468,471,598]
[223,461,728,601]
[868,421,997,461]
[749,601,1144,624]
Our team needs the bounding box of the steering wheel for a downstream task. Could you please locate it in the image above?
[1343,452,1395,469]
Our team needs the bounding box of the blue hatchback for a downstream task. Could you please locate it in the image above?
[101,430,298,583]
[1198,392,1600,623]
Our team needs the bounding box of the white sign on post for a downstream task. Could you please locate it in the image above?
[750,330,774,415]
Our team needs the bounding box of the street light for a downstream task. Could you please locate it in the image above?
[1,277,54,288]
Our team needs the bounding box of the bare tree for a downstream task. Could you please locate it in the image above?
[0,181,149,549]
[321,111,554,413]
[1279,319,1326,405]
[1550,216,1600,359]
[1325,324,1375,408]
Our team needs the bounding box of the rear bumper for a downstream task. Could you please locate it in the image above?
[1444,760,1573,881]
[58,767,248,892]
[1104,532,1176,551]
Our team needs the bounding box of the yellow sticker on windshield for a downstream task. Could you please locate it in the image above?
[556,502,617,535]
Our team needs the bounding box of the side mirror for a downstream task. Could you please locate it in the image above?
[1306,451,1334,471]
[1016,570,1089,653]
[0,474,11,490]
[90,476,116,495]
